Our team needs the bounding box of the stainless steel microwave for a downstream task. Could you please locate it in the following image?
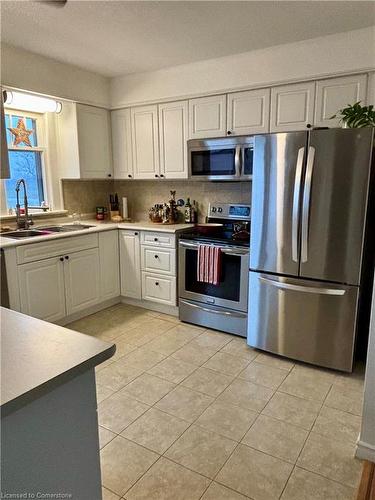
[188,136,253,181]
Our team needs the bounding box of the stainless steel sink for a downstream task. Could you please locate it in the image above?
[3,230,52,239]
[38,224,95,232]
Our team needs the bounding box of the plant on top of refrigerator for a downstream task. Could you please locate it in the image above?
[331,101,375,128]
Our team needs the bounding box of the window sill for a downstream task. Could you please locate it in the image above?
[0,209,69,222]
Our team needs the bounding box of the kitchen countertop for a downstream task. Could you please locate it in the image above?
[0,220,195,249]
[0,307,115,415]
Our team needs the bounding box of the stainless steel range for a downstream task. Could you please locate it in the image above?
[178,202,250,337]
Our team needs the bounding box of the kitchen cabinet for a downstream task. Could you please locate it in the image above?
[64,248,100,315]
[314,74,368,127]
[142,273,176,306]
[18,256,66,322]
[111,108,133,179]
[159,100,188,179]
[227,89,270,135]
[189,95,227,139]
[99,230,120,301]
[270,82,315,132]
[119,230,141,299]
[131,105,160,179]
[76,104,113,179]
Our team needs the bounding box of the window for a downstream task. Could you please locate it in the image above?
[3,111,47,212]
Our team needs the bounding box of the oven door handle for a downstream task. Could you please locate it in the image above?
[180,299,247,318]
[179,241,248,255]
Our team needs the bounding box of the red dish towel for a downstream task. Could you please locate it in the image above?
[197,245,222,285]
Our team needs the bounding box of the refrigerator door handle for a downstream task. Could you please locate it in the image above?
[301,146,315,263]
[292,147,305,262]
[259,276,345,295]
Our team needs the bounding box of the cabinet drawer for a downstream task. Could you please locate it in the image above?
[141,246,176,275]
[16,233,99,264]
[141,231,175,248]
[141,272,176,305]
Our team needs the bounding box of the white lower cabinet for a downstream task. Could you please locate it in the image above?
[119,230,142,299]
[18,256,66,323]
[99,230,120,301]
[119,229,178,306]
[64,248,100,315]
[142,272,176,305]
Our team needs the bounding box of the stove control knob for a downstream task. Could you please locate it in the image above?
[212,207,217,213]
[218,207,223,213]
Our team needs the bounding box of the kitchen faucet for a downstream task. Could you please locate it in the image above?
[15,179,33,229]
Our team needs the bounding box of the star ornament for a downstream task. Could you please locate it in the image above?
[8,118,33,146]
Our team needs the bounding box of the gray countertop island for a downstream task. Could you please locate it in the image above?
[1,307,115,500]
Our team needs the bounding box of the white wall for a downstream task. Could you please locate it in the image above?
[357,280,375,462]
[111,26,375,108]
[1,44,110,107]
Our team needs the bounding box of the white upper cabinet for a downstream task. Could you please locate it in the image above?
[159,100,188,179]
[227,89,270,135]
[131,105,160,179]
[270,82,315,132]
[189,95,227,139]
[111,108,133,179]
[314,74,368,127]
[76,104,113,179]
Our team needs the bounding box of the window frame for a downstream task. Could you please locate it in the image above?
[2,109,50,215]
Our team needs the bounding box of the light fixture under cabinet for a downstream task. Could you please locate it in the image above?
[3,90,62,113]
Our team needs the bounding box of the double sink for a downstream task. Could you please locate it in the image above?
[3,224,95,239]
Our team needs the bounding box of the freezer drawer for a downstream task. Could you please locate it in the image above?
[247,272,359,372]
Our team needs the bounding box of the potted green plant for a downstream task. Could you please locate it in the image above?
[331,101,375,128]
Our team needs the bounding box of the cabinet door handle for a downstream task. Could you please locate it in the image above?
[59,257,64,262]
[155,282,159,286]
[154,255,159,259]
[128,174,132,178]
[160,174,164,178]
[154,237,158,241]
[134,232,138,236]
[155,174,159,178]
[65,255,69,260]
[107,174,112,177]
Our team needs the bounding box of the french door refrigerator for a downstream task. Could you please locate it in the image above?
[247,128,374,372]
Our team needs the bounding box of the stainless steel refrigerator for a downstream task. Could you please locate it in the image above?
[247,128,374,372]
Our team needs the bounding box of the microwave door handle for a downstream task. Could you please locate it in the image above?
[235,146,241,177]
[301,146,315,263]
[292,147,305,263]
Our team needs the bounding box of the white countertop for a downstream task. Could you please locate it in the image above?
[0,220,195,249]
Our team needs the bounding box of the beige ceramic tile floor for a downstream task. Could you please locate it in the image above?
[67,304,365,500]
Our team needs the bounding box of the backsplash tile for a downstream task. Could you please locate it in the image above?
[62,179,251,222]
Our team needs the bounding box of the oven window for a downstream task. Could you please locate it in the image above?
[185,249,241,301]
[191,149,236,176]
[243,147,253,176]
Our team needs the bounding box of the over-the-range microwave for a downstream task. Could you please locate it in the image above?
[188,136,253,181]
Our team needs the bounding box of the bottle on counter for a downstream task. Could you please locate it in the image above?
[184,198,192,223]
[192,200,198,223]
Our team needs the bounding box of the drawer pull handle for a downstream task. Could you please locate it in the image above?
[154,238,158,241]
[154,255,159,259]
[155,282,159,286]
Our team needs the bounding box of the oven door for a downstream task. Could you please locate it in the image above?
[179,240,249,312]
[188,143,241,181]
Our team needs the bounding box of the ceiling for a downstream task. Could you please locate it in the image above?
[1,1,375,78]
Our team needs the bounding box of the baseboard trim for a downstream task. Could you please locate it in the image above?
[120,297,179,317]
[58,297,121,326]
[356,440,375,462]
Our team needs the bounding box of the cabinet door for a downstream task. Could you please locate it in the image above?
[111,108,133,180]
[64,248,100,315]
[314,74,368,127]
[131,105,160,179]
[119,230,141,299]
[227,89,270,135]
[188,95,227,139]
[76,104,113,179]
[270,82,315,132]
[99,230,120,301]
[159,101,188,179]
[18,257,66,322]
